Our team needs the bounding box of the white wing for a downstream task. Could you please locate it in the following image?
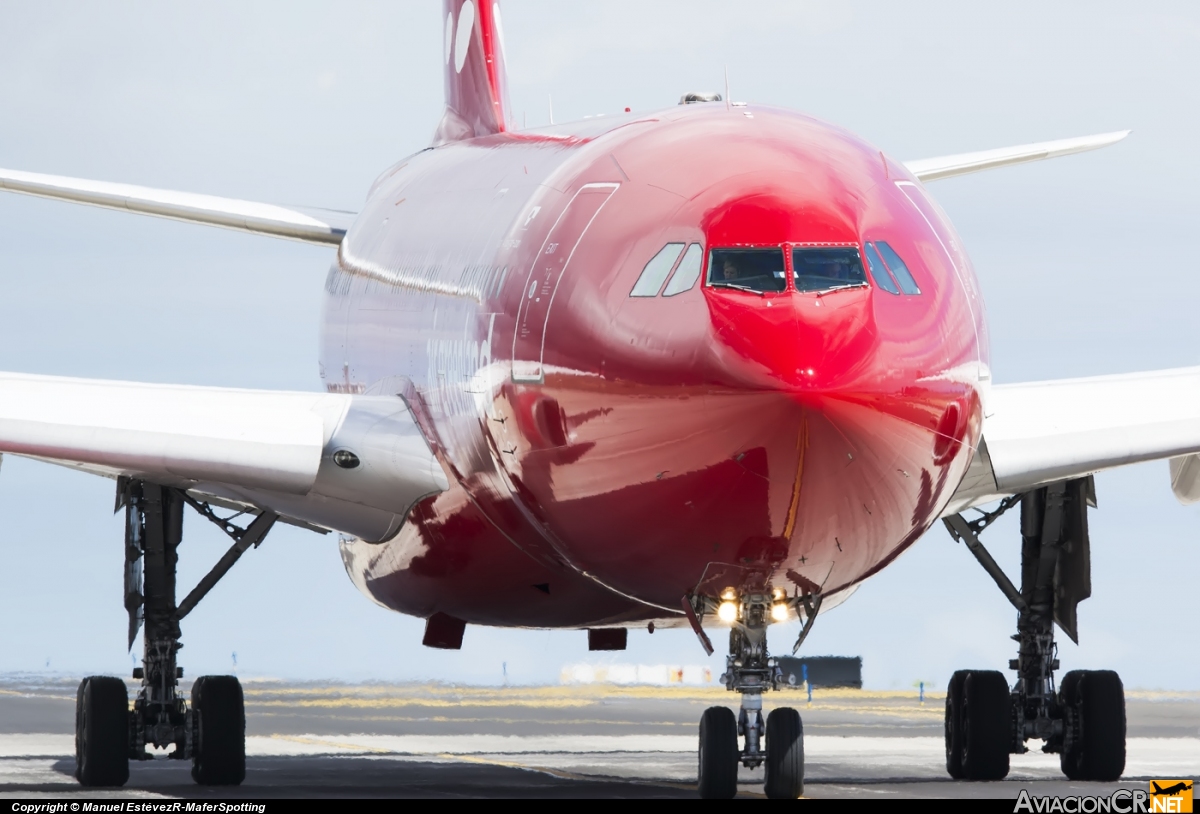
[944,366,1200,514]
[0,166,352,245]
[0,372,448,542]
[905,131,1130,183]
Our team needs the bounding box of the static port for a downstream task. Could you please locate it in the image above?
[333,449,361,469]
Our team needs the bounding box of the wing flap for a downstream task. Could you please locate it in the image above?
[0,167,351,246]
[904,131,1130,183]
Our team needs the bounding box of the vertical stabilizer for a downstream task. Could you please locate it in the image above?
[434,0,512,144]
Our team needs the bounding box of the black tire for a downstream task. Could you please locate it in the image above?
[764,707,804,799]
[191,675,246,786]
[75,676,130,787]
[698,706,738,799]
[945,670,967,779]
[960,670,1011,780]
[1060,670,1125,781]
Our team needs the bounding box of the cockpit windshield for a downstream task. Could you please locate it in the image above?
[707,248,787,293]
[792,247,867,293]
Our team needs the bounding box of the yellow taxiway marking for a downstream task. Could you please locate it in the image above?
[0,689,73,700]
[252,713,695,726]
[250,697,592,710]
[267,734,392,753]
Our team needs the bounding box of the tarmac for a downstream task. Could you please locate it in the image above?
[0,676,1196,799]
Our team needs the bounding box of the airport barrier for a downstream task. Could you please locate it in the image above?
[776,656,863,689]
[560,663,713,685]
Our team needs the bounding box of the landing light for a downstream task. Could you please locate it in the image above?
[717,601,738,623]
[771,603,790,623]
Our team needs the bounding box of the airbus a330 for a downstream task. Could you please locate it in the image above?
[1,1,1184,798]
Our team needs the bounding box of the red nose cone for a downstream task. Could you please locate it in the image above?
[705,284,874,398]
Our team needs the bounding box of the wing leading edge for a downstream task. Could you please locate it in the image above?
[944,366,1200,515]
[0,372,448,542]
[0,167,353,246]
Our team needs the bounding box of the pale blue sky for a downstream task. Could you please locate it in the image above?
[0,2,1196,689]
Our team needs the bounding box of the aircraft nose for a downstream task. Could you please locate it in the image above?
[705,287,875,397]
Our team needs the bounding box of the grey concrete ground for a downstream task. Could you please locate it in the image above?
[0,676,1196,799]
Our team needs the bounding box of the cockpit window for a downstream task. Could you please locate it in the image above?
[875,242,921,295]
[791,247,868,293]
[863,242,901,295]
[707,248,787,293]
[630,243,685,297]
[662,243,704,296]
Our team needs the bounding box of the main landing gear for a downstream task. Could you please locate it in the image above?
[943,478,1126,781]
[74,480,277,787]
[690,590,817,799]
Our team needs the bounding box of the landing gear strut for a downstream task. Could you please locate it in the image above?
[943,478,1125,781]
[74,480,276,787]
[692,590,810,800]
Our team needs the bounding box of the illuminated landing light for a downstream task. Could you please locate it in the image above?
[717,601,738,623]
[771,603,789,623]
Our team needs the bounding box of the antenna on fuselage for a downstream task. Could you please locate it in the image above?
[724,65,730,110]
[549,94,555,125]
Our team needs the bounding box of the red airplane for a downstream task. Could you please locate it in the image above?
[0,0,1174,798]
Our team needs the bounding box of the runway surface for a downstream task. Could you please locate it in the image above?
[0,676,1196,799]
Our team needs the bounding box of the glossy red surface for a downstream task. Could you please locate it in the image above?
[435,0,512,143]
[325,101,988,629]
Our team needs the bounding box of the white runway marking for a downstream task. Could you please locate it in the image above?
[2,733,1195,779]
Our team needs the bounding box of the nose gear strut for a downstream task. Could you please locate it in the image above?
[691,590,814,799]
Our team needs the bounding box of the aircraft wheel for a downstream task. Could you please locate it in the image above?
[75,676,130,787]
[697,706,738,799]
[1060,670,1125,781]
[945,670,967,779]
[763,707,804,799]
[191,675,246,785]
[959,670,1010,780]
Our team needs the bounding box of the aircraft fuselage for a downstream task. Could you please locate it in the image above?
[324,102,988,628]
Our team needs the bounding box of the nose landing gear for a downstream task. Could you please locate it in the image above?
[692,591,809,799]
[74,480,276,788]
[943,479,1126,782]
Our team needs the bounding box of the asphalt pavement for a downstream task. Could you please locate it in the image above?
[0,676,1195,799]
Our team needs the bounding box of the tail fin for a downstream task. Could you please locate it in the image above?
[434,0,512,143]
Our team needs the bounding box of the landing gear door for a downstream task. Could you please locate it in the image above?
[511,183,619,384]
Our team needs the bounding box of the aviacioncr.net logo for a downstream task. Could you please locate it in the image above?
[1014,788,1149,813]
